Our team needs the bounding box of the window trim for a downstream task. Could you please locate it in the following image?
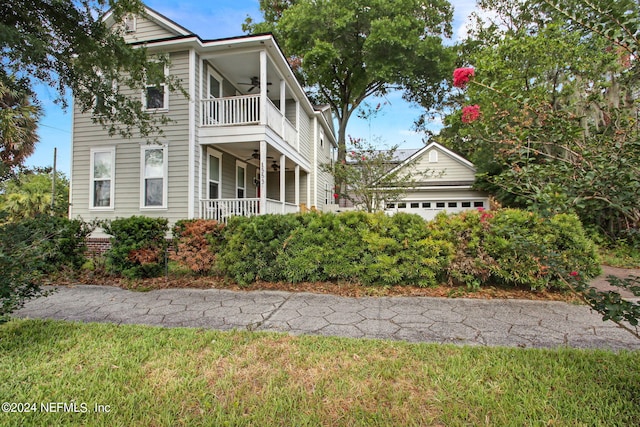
[140,145,168,210]
[207,148,222,199]
[89,147,115,211]
[143,61,169,111]
[124,14,137,33]
[207,66,223,98]
[236,160,247,199]
[428,150,438,163]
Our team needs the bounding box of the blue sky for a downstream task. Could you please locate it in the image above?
[27,0,479,176]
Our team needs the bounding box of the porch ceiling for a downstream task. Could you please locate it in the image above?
[211,143,299,171]
[204,51,293,101]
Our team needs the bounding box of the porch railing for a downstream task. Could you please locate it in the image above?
[201,95,298,147]
[200,198,299,222]
[202,95,260,126]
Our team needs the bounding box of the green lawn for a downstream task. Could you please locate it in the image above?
[1,319,638,426]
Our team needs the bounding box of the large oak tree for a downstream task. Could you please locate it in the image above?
[245,0,454,197]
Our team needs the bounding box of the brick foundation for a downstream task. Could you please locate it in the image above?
[86,238,111,255]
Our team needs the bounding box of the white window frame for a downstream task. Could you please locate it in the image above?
[320,130,325,148]
[89,147,115,210]
[429,150,439,163]
[207,67,223,99]
[124,14,137,33]
[207,148,222,199]
[143,61,169,111]
[236,160,247,199]
[140,145,168,209]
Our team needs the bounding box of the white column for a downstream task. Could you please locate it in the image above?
[280,79,286,137]
[295,100,300,152]
[260,140,267,214]
[259,50,267,126]
[294,165,300,210]
[280,153,286,213]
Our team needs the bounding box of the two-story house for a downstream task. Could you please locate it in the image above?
[69,5,337,231]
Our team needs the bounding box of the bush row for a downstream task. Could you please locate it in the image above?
[213,210,599,290]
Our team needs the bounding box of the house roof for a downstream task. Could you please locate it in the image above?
[382,141,476,180]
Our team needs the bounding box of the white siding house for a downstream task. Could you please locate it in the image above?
[383,142,490,220]
[70,5,337,230]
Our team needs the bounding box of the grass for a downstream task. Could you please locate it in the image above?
[1,319,639,426]
[599,245,640,268]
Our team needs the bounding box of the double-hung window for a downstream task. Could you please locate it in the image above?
[208,149,222,199]
[144,61,169,111]
[141,145,168,208]
[90,148,115,209]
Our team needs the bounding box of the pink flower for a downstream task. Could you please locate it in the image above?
[361,156,366,161]
[333,193,339,199]
[453,67,475,88]
[477,207,485,212]
[570,271,579,277]
[461,105,481,123]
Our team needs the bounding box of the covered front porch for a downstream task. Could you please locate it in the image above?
[198,141,311,223]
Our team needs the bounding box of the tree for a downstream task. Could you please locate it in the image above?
[0,0,183,145]
[0,168,69,221]
[437,0,640,241]
[326,137,428,212]
[0,75,40,178]
[244,0,454,198]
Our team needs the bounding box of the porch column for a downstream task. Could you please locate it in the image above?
[280,153,286,214]
[260,140,267,214]
[279,79,286,137]
[259,50,267,126]
[294,165,300,209]
[295,101,300,151]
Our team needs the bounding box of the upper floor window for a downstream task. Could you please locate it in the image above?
[428,150,438,163]
[208,68,223,98]
[141,145,168,208]
[124,15,136,33]
[90,147,115,209]
[144,62,169,111]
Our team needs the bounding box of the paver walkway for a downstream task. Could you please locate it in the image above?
[15,284,639,350]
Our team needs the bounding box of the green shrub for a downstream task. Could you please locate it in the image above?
[219,211,452,287]
[103,216,169,279]
[430,209,599,290]
[21,215,93,272]
[218,214,304,284]
[171,219,225,275]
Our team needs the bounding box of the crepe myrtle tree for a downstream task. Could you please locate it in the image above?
[323,136,430,213]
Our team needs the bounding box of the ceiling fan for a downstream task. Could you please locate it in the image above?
[238,76,272,92]
[245,149,273,162]
[271,160,280,171]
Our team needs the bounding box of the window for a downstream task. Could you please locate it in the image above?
[207,149,221,199]
[410,202,419,208]
[436,202,445,209]
[386,203,396,209]
[398,202,407,209]
[124,15,136,33]
[320,130,325,148]
[208,71,222,98]
[144,62,168,110]
[90,148,115,209]
[236,161,246,198]
[422,202,431,208]
[448,202,458,208]
[474,201,485,208]
[428,150,438,163]
[141,146,167,208]
[462,201,471,208]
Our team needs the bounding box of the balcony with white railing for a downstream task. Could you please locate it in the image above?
[201,95,298,147]
[200,198,299,223]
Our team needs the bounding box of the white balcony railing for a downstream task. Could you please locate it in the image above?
[202,95,260,126]
[200,198,299,222]
[201,96,298,147]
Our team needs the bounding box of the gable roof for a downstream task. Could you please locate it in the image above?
[102,5,194,37]
[384,141,476,177]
